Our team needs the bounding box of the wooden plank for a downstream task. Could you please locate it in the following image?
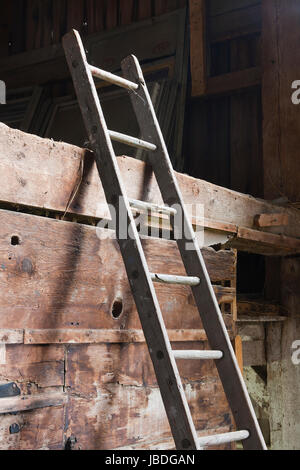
[0,346,5,365]
[0,406,65,450]
[65,383,233,450]
[0,362,64,388]
[67,0,85,34]
[189,0,207,97]
[52,0,67,44]
[65,343,223,391]
[122,53,266,449]
[234,336,243,375]
[262,1,300,450]
[116,425,234,450]
[0,392,67,415]
[0,123,299,243]
[137,0,152,20]
[119,0,134,25]
[207,67,261,96]
[106,0,118,30]
[233,227,300,255]
[209,0,260,17]
[237,316,287,323]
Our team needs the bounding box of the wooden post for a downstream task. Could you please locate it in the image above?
[262,0,300,450]
[235,336,244,376]
[189,0,207,96]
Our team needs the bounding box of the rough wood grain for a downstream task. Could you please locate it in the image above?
[189,0,207,96]
[0,209,235,331]
[0,392,67,415]
[64,382,233,450]
[24,329,211,345]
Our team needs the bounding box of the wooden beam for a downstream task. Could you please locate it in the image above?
[0,392,67,415]
[189,0,207,97]
[0,123,299,255]
[206,67,261,96]
[230,227,300,256]
[0,209,235,332]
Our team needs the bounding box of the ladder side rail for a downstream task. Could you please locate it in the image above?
[63,30,200,451]
[121,54,267,451]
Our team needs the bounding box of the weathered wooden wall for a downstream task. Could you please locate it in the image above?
[0,125,237,450]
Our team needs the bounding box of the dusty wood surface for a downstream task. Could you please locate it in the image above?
[0,123,299,251]
[0,209,235,331]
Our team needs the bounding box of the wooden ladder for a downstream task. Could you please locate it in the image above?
[63,30,267,451]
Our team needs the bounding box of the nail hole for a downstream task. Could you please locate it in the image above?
[112,298,123,319]
[157,351,164,360]
[11,236,20,246]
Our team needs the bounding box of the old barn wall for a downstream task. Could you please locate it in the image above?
[0,124,236,450]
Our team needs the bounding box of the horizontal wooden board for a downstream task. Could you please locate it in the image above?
[0,123,299,243]
[0,406,65,450]
[0,392,67,415]
[0,209,235,331]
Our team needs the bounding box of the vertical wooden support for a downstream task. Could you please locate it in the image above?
[235,336,244,376]
[262,0,300,450]
[189,0,207,96]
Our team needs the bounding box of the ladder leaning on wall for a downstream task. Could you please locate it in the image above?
[63,29,267,451]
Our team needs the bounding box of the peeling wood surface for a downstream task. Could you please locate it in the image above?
[0,392,67,415]
[0,209,235,331]
[0,123,299,244]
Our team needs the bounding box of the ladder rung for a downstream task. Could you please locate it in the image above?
[108,130,157,151]
[173,350,223,360]
[198,431,250,448]
[89,65,139,91]
[151,273,200,287]
[129,199,177,216]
